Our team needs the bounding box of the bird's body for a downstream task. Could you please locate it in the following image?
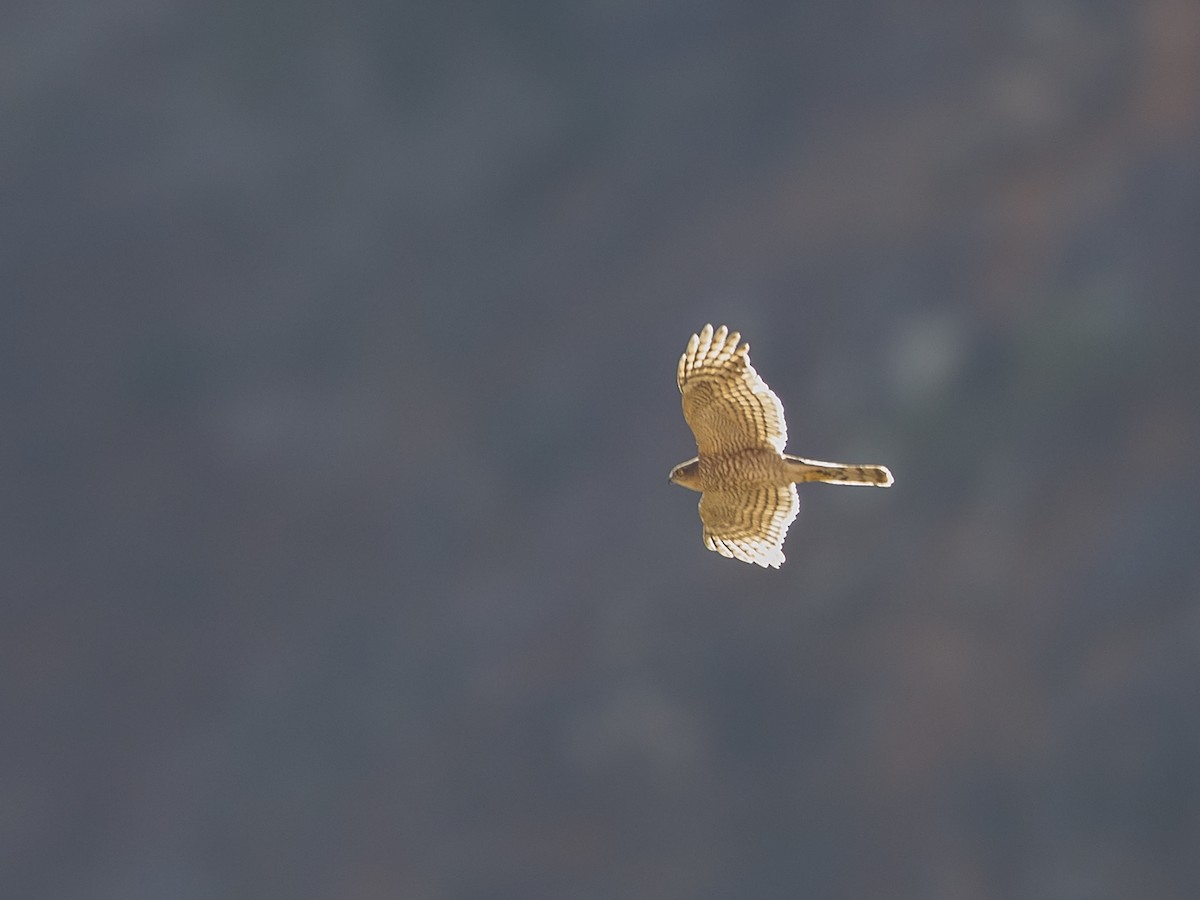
[672,451,891,493]
[698,448,789,488]
[670,324,893,568]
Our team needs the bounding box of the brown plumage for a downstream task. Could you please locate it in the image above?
[670,324,893,568]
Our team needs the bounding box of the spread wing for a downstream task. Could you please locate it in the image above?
[698,485,800,569]
[677,324,788,455]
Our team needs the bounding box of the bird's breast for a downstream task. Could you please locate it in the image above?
[698,449,789,490]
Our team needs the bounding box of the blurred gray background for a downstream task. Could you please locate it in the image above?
[5,1,1200,898]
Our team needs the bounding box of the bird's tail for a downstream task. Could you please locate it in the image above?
[784,455,894,487]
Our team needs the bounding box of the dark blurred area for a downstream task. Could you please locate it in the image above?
[4,1,1200,898]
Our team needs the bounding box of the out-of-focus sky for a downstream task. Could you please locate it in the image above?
[4,2,1200,898]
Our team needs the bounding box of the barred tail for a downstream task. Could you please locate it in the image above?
[784,455,894,487]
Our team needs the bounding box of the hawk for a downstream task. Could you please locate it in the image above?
[670,324,893,568]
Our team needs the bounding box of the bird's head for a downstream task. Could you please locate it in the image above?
[668,457,702,491]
